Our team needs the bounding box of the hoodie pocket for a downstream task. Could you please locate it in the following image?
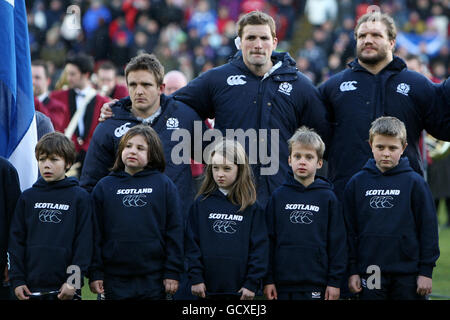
[203,255,246,294]
[26,245,69,288]
[103,239,165,274]
[400,235,419,261]
[358,233,402,271]
[274,245,327,286]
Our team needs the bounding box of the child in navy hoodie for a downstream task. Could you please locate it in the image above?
[89,125,184,300]
[344,116,440,300]
[8,132,93,300]
[186,138,268,300]
[263,127,347,300]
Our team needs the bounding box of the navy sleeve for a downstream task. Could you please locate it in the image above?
[243,204,269,293]
[411,178,440,278]
[343,179,359,276]
[185,201,205,285]
[326,196,347,288]
[80,125,115,193]
[163,181,184,281]
[263,195,276,285]
[173,72,214,120]
[419,78,450,141]
[7,196,27,289]
[295,76,332,148]
[71,191,94,282]
[88,184,105,282]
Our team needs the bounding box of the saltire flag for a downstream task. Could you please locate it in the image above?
[396,32,446,58]
[0,0,38,190]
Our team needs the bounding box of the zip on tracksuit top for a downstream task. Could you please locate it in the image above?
[186,189,269,295]
[344,157,440,278]
[174,51,330,206]
[264,172,347,292]
[80,94,204,214]
[89,169,184,283]
[319,57,450,200]
[8,177,93,292]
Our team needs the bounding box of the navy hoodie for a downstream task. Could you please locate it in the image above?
[0,157,21,284]
[80,94,204,214]
[90,169,184,282]
[8,177,93,292]
[320,57,450,200]
[264,172,347,292]
[344,158,440,278]
[174,51,330,206]
[186,189,268,295]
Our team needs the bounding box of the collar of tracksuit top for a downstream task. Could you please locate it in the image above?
[283,169,334,192]
[112,94,166,126]
[361,157,413,176]
[229,50,299,79]
[347,55,406,74]
[33,176,79,189]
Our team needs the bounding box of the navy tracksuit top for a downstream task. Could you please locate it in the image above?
[90,169,184,282]
[174,51,330,206]
[8,177,93,292]
[80,94,203,214]
[186,189,269,295]
[320,57,450,200]
[344,158,440,278]
[264,172,347,291]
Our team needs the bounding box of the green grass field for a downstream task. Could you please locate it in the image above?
[80,200,450,300]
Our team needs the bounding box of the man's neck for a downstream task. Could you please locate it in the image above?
[358,56,393,75]
[131,104,160,119]
[246,60,274,77]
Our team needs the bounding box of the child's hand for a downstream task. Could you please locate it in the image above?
[238,287,255,300]
[348,274,362,293]
[417,275,432,296]
[191,283,206,298]
[263,284,277,300]
[325,286,340,300]
[163,278,179,295]
[57,283,76,300]
[89,280,104,294]
[14,285,31,300]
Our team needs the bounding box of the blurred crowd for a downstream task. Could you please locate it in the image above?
[26,0,448,87]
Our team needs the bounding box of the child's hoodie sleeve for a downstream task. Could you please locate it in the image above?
[185,201,204,285]
[343,179,359,276]
[263,196,276,285]
[244,204,269,293]
[7,196,27,289]
[412,178,440,278]
[327,196,347,288]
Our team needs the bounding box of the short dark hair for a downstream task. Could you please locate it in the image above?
[31,60,49,78]
[237,11,276,39]
[35,132,76,169]
[65,53,95,75]
[98,60,117,73]
[124,53,164,86]
[111,125,165,173]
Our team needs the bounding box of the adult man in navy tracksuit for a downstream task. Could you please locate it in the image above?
[319,12,450,201]
[174,11,330,207]
[80,53,203,213]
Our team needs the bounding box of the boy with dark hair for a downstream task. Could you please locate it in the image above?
[344,116,440,300]
[263,126,347,300]
[8,132,93,300]
[0,157,21,300]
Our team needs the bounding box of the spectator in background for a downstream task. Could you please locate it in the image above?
[31,60,67,133]
[96,61,129,100]
[304,0,338,28]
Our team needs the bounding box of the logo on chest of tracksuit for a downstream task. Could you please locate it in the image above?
[396,83,410,96]
[365,189,400,209]
[35,202,70,224]
[284,203,319,224]
[117,188,153,207]
[166,117,179,130]
[278,82,293,96]
[209,213,243,234]
[339,81,358,92]
[227,75,247,86]
[114,122,131,138]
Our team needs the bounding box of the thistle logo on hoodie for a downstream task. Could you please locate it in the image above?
[365,189,400,209]
[117,188,153,207]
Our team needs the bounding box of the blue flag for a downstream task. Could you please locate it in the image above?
[0,0,38,190]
